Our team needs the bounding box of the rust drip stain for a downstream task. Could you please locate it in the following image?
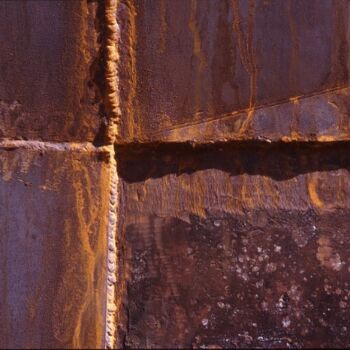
[105,0,121,143]
[52,156,106,347]
[240,174,254,208]
[262,176,280,207]
[0,139,117,347]
[71,160,97,348]
[158,0,167,54]
[190,173,207,219]
[307,173,323,209]
[337,174,346,206]
[189,0,207,72]
[124,0,138,139]
[189,0,208,117]
[232,0,257,133]
[288,0,299,95]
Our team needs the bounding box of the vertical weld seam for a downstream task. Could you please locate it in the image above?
[105,145,118,349]
[105,0,120,347]
[105,0,120,144]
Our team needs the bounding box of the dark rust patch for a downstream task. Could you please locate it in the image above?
[117,142,350,348]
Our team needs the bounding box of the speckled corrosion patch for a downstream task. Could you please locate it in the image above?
[116,142,350,348]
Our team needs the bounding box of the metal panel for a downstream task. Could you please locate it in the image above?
[0,146,109,348]
[0,1,102,142]
[117,0,350,142]
[116,142,350,348]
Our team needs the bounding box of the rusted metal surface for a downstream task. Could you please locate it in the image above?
[0,146,110,348]
[116,142,350,348]
[117,0,350,143]
[148,87,350,143]
[1,0,350,349]
[0,0,102,142]
[112,1,350,348]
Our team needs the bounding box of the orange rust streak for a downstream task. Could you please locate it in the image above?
[188,0,208,119]
[158,0,167,54]
[307,174,323,209]
[232,0,257,135]
[189,0,207,72]
[123,0,138,139]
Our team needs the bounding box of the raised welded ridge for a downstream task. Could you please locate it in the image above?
[105,146,119,349]
[0,139,110,152]
[2,139,350,150]
[104,1,120,348]
[104,0,121,144]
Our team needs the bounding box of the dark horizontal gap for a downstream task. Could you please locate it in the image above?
[116,140,350,183]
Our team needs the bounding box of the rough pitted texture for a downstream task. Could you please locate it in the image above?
[0,148,110,348]
[116,143,350,348]
[117,0,350,143]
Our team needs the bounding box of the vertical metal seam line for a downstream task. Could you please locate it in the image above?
[105,145,118,349]
[105,0,120,144]
[105,0,120,348]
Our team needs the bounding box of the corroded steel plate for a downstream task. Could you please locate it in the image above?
[117,0,350,143]
[0,147,109,348]
[117,143,350,348]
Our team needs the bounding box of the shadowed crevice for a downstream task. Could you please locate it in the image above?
[116,141,350,183]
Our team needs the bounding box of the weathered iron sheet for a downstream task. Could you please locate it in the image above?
[117,0,350,143]
[0,147,110,348]
[116,142,350,348]
[0,1,101,142]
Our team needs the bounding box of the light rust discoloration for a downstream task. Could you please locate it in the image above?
[0,148,110,348]
[0,0,103,142]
